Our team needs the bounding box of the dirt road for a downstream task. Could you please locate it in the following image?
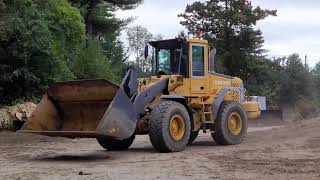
[0,119,319,180]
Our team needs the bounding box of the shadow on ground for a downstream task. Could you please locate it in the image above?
[190,140,217,146]
[33,152,110,162]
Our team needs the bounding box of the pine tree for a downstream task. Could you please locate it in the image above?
[179,0,276,78]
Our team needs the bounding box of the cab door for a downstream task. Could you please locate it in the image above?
[190,44,209,94]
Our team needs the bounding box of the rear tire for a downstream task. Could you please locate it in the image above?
[97,135,135,151]
[148,101,191,153]
[212,102,248,145]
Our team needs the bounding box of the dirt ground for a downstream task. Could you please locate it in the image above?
[0,118,319,180]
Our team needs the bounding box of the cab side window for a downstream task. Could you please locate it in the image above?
[192,45,205,77]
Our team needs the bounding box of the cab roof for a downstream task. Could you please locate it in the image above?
[185,38,208,44]
[149,38,208,49]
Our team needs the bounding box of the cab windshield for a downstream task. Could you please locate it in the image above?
[150,39,188,77]
[157,48,180,74]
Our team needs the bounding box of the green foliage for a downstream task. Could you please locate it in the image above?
[280,54,314,104]
[102,36,128,82]
[244,57,283,110]
[0,0,142,105]
[312,62,320,100]
[0,0,85,105]
[91,2,131,36]
[91,3,129,82]
[68,0,142,37]
[72,40,115,80]
[70,0,135,82]
[69,0,143,10]
[247,53,319,118]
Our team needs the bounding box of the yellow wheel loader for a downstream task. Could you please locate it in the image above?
[19,38,260,153]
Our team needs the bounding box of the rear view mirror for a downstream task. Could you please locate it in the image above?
[144,45,149,59]
[209,48,217,73]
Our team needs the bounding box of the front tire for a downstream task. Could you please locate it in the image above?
[97,135,135,151]
[212,102,248,145]
[148,101,191,153]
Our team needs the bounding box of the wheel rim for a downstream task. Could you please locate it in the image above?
[227,112,242,135]
[169,114,186,141]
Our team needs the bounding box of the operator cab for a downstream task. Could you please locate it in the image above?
[149,38,189,77]
[148,38,212,78]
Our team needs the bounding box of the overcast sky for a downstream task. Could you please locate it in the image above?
[116,0,320,67]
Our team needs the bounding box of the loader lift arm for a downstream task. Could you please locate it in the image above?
[120,66,169,120]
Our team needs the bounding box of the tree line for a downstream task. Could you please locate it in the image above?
[1,0,320,119]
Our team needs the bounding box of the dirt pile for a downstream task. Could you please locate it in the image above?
[0,102,36,131]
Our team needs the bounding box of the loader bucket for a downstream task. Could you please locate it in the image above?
[19,79,137,139]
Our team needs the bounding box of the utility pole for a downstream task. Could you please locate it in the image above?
[305,54,307,68]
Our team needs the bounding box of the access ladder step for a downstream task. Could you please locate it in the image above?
[202,112,214,124]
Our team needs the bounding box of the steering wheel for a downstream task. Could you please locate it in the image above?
[160,64,170,69]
